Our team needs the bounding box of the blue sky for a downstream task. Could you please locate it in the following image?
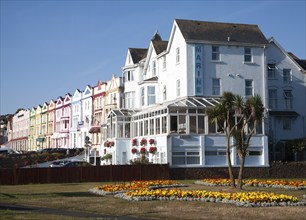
[1,0,305,115]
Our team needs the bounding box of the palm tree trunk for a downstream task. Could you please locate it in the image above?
[237,154,245,189]
[226,137,235,188]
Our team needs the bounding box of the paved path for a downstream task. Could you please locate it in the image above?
[0,202,148,220]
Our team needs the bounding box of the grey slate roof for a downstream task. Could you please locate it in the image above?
[175,19,268,45]
[152,40,168,55]
[129,48,147,64]
[288,52,306,71]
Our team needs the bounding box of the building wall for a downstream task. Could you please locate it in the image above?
[11,109,29,151]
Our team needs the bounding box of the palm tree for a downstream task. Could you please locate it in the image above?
[207,92,244,188]
[234,94,264,189]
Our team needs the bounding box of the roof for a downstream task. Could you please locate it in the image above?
[133,96,221,117]
[152,40,168,55]
[129,48,147,63]
[287,52,306,71]
[175,19,268,45]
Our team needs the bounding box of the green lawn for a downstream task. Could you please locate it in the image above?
[0,180,305,220]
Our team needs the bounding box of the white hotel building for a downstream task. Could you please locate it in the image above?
[101,18,299,167]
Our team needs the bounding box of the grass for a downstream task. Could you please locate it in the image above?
[0,180,305,220]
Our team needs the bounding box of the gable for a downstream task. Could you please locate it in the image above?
[175,19,268,46]
[73,89,81,100]
[64,95,71,103]
[83,85,92,98]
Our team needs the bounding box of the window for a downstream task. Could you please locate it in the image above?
[178,115,186,134]
[245,80,253,96]
[212,46,220,61]
[170,116,178,133]
[283,69,292,83]
[267,64,276,79]
[176,80,180,97]
[198,115,205,134]
[163,85,167,101]
[152,61,156,76]
[283,118,291,130]
[212,78,220,95]
[189,115,197,133]
[163,56,166,70]
[176,47,180,64]
[268,89,277,109]
[141,87,145,106]
[125,71,134,82]
[155,118,160,134]
[124,92,135,108]
[172,151,200,165]
[244,48,252,62]
[283,90,293,109]
[162,116,167,133]
[147,86,156,105]
[149,119,154,135]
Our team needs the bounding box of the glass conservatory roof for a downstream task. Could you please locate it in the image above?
[133,96,220,116]
[108,109,138,118]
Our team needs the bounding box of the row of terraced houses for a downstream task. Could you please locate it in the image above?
[5,19,306,167]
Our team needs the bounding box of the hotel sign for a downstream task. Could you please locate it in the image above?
[194,44,204,96]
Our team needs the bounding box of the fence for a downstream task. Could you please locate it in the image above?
[0,164,170,185]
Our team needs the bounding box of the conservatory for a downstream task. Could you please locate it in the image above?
[102,96,268,167]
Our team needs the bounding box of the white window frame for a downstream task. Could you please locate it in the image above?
[244,48,252,63]
[267,64,276,79]
[152,60,156,76]
[212,78,220,95]
[212,46,220,61]
[163,56,166,70]
[176,80,180,97]
[147,86,156,105]
[283,69,292,84]
[176,47,180,64]
[141,87,145,106]
[268,88,277,109]
[245,79,254,97]
[283,89,293,110]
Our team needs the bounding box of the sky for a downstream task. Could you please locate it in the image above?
[1,0,305,115]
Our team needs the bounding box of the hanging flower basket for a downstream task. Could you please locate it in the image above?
[149,146,157,154]
[104,140,115,148]
[140,147,146,154]
[149,138,155,145]
[131,148,137,154]
[140,138,147,146]
[131,138,137,146]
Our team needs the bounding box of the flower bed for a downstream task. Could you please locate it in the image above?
[89,179,306,208]
[119,189,305,207]
[90,180,185,195]
[195,179,306,190]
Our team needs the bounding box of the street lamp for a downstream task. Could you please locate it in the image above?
[84,136,91,163]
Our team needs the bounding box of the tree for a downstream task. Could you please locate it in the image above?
[207,92,244,188]
[233,95,264,189]
[207,92,264,189]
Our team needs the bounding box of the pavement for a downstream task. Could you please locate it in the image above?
[0,202,148,219]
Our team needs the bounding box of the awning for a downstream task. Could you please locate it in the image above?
[269,111,300,117]
[89,127,101,133]
[36,137,45,142]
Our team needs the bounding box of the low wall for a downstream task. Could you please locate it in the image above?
[170,162,306,179]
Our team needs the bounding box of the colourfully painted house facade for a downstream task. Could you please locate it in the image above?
[102,19,272,167]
